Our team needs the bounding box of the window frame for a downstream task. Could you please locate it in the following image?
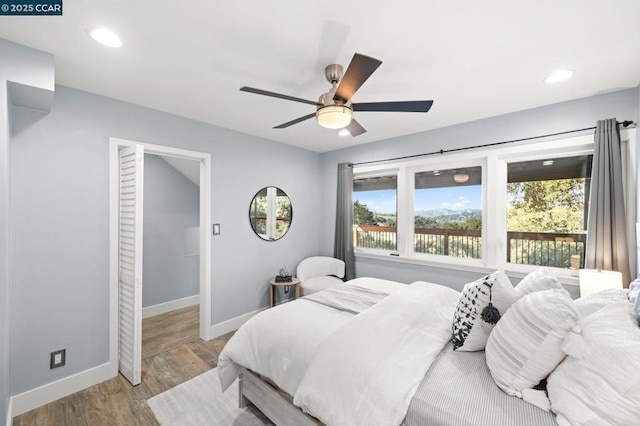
[352,167,400,255]
[351,131,632,284]
[406,158,487,268]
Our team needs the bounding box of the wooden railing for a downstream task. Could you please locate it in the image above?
[413,228,481,258]
[507,231,585,269]
[354,225,585,268]
[355,226,397,251]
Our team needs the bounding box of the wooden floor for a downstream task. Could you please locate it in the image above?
[13,305,234,426]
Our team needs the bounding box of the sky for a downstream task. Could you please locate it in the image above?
[354,185,482,214]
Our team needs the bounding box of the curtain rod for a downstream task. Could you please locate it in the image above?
[352,120,635,167]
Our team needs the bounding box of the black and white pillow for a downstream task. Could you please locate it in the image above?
[452,270,516,351]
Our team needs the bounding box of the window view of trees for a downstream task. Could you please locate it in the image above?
[507,156,591,269]
[507,179,585,233]
[351,151,593,271]
[352,174,398,251]
[414,167,482,258]
[353,200,396,227]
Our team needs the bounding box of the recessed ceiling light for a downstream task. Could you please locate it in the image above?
[544,69,574,84]
[88,28,123,48]
[338,129,350,137]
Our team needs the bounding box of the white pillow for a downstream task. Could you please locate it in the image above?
[573,288,629,318]
[451,270,516,351]
[485,288,578,411]
[547,302,640,426]
[513,268,563,298]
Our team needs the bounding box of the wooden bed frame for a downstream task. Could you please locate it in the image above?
[239,369,321,425]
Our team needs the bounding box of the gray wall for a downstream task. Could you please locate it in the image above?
[143,154,200,307]
[320,88,640,291]
[1,38,54,424]
[9,83,324,395]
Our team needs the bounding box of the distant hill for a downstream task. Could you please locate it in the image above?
[415,208,481,222]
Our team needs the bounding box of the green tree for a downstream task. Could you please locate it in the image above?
[507,178,585,233]
[353,201,377,225]
[462,216,482,230]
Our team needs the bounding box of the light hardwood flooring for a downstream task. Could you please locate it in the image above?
[13,305,234,425]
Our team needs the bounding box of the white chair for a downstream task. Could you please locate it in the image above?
[296,256,346,296]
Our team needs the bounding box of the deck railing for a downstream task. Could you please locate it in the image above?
[507,231,585,269]
[354,225,585,269]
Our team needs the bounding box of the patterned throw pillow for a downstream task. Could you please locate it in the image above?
[451,270,517,351]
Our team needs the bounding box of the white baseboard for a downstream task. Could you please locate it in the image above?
[142,294,199,319]
[10,362,114,418]
[9,305,264,419]
[208,307,267,339]
[6,397,12,426]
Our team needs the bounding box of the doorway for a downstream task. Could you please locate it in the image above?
[108,138,212,385]
[141,153,201,360]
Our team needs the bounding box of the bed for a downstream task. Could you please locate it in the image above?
[218,275,640,426]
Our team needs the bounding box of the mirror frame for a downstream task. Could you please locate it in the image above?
[248,186,293,241]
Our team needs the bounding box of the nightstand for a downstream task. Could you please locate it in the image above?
[269,277,301,307]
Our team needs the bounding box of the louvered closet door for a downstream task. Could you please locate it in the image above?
[118,145,144,386]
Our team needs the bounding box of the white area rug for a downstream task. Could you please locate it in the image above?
[147,368,272,425]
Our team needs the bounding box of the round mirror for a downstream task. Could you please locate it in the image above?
[249,187,292,241]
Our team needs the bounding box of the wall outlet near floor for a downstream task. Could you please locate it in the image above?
[50,349,66,369]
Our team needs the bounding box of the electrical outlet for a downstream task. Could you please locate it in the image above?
[50,349,65,369]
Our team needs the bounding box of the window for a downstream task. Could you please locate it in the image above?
[414,167,482,258]
[348,129,639,277]
[506,155,591,269]
[353,174,397,251]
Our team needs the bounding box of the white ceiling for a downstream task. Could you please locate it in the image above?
[1,1,639,153]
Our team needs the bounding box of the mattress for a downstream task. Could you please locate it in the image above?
[404,342,557,426]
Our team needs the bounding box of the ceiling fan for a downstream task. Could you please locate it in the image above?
[240,53,433,137]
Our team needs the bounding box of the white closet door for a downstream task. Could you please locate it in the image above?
[118,144,144,386]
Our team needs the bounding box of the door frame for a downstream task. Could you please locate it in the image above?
[108,137,212,377]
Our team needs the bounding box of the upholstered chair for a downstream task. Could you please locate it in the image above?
[296,256,345,296]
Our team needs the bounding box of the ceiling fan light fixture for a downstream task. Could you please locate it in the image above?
[316,105,353,129]
[453,173,469,184]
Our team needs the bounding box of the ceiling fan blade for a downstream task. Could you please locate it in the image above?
[353,100,433,113]
[334,53,382,102]
[346,119,367,137]
[273,112,316,129]
[240,86,320,106]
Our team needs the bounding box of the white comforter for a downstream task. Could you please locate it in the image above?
[218,277,459,426]
[218,277,406,395]
[294,281,459,426]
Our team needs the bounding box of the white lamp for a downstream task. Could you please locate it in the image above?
[578,269,623,297]
[316,105,353,129]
